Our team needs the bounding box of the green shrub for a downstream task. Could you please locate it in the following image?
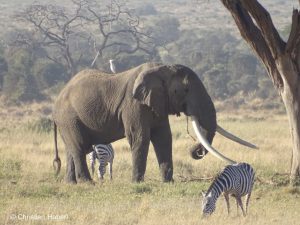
[26,117,52,133]
[131,184,152,194]
[3,49,45,103]
[32,60,68,89]
[0,158,22,180]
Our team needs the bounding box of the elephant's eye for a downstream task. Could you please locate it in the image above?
[185,88,189,93]
[174,90,177,94]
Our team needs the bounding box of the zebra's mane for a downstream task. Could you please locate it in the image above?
[205,169,225,196]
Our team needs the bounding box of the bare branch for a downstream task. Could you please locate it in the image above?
[221,0,283,89]
[14,0,157,73]
[240,0,286,59]
[286,9,300,59]
[86,0,157,67]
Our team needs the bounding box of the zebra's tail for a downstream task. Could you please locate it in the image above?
[53,121,61,176]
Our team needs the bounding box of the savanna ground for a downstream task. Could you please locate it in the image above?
[0,101,300,225]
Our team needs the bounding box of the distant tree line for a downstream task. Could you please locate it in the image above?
[0,1,283,108]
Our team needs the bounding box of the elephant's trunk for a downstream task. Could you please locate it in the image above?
[187,101,217,160]
[190,116,236,164]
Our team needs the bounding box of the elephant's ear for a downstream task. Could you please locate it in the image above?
[133,66,167,117]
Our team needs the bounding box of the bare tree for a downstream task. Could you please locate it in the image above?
[14,2,88,76]
[79,0,156,68]
[13,0,156,76]
[219,0,300,185]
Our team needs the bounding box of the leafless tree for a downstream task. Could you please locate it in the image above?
[78,0,156,68]
[14,1,87,76]
[219,0,300,185]
[13,0,156,76]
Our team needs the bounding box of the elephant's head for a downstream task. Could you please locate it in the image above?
[133,63,257,163]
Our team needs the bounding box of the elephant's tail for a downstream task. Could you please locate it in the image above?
[53,121,61,176]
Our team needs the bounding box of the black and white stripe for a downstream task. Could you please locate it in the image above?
[89,144,114,180]
[202,162,255,216]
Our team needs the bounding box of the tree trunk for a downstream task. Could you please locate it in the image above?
[280,57,300,184]
[283,90,300,184]
[220,0,300,185]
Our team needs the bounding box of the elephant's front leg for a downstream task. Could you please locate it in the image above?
[126,126,151,182]
[130,137,151,182]
[151,120,173,182]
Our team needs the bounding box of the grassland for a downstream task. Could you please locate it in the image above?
[0,103,300,225]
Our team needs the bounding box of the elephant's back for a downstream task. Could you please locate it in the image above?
[66,69,109,86]
[55,69,114,104]
[53,69,127,129]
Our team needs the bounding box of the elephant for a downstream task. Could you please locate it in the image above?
[52,62,257,184]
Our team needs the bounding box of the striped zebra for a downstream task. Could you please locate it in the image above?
[89,144,114,180]
[202,162,255,216]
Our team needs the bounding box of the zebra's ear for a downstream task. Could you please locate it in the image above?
[201,191,206,197]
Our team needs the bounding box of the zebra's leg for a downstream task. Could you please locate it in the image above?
[91,161,95,176]
[99,162,106,180]
[109,161,113,180]
[245,191,252,214]
[236,196,246,216]
[90,152,96,176]
[224,193,230,215]
[97,164,103,180]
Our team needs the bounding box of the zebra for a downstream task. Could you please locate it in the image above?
[202,162,255,217]
[89,144,114,180]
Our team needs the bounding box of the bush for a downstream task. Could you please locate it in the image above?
[26,117,52,133]
[32,60,68,89]
[2,49,45,103]
[0,56,7,91]
[0,158,22,180]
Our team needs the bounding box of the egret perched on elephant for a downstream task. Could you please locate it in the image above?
[52,62,257,184]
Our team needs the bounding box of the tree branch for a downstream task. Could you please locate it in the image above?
[221,0,283,89]
[286,9,300,58]
[240,0,286,59]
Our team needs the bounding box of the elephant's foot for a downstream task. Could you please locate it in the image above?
[76,173,93,183]
[160,163,173,182]
[76,168,93,183]
[65,165,77,184]
[65,173,77,184]
[65,152,77,184]
[132,173,145,183]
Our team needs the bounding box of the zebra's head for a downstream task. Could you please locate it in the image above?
[201,191,216,216]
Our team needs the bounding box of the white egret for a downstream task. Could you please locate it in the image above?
[109,59,116,73]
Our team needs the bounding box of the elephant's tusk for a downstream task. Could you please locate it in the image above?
[216,125,259,149]
[191,116,236,164]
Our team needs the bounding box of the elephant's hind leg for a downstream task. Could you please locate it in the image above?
[60,122,93,183]
[65,151,77,184]
[73,151,92,183]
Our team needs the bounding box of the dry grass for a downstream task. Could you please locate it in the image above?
[0,104,299,225]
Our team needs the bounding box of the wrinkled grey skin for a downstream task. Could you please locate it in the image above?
[52,62,216,183]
